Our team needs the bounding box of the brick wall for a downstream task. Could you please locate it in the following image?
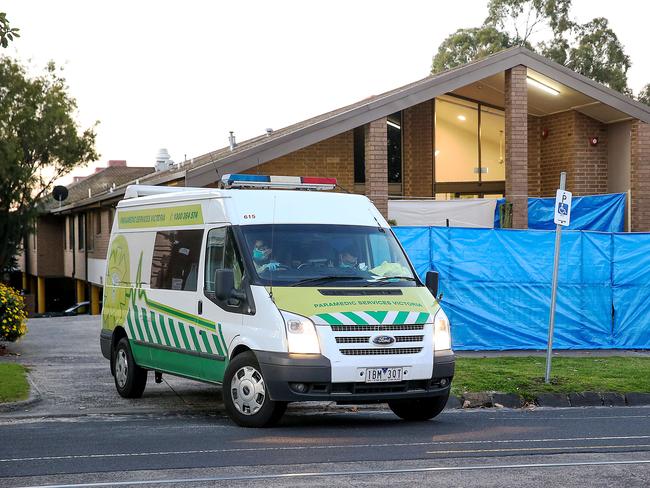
[88,208,112,260]
[631,121,650,231]
[527,116,541,196]
[536,111,608,196]
[243,131,354,190]
[35,215,64,277]
[402,100,433,197]
[365,118,388,216]
[505,65,528,228]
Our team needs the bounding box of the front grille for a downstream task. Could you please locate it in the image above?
[395,335,424,342]
[331,324,425,332]
[336,336,371,344]
[339,347,422,356]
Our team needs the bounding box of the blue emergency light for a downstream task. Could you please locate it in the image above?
[221,174,337,190]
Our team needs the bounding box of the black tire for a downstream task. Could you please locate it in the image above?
[388,392,449,421]
[113,337,147,398]
[223,351,287,427]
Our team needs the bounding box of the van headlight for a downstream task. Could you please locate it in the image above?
[280,311,321,354]
[433,308,452,351]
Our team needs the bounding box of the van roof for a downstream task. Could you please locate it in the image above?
[116,185,387,228]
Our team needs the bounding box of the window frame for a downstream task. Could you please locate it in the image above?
[149,229,204,292]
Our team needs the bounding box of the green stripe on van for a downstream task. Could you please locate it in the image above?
[394,311,410,325]
[211,334,224,356]
[177,322,191,350]
[318,313,343,326]
[416,312,430,324]
[167,317,181,348]
[142,308,160,345]
[125,309,137,338]
[144,296,215,331]
[367,311,388,324]
[156,312,171,346]
[136,306,152,343]
[200,332,213,355]
[341,311,366,325]
[218,325,228,355]
[188,327,202,351]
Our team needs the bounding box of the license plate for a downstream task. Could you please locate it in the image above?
[365,367,404,383]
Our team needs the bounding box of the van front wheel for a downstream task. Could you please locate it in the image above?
[388,393,449,421]
[223,351,287,427]
[113,338,147,398]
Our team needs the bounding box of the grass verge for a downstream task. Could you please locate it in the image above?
[452,357,650,401]
[0,363,30,403]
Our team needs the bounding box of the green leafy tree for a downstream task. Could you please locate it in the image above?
[432,0,634,94]
[432,27,515,73]
[0,12,19,48]
[638,84,650,106]
[0,57,98,272]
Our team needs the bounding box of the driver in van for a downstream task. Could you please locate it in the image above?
[338,247,367,270]
[252,240,280,272]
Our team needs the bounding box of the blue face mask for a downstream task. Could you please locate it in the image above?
[253,248,265,262]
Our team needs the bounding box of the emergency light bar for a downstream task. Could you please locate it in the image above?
[221,174,337,190]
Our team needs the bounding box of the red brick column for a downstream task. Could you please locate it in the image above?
[505,65,528,228]
[364,117,388,216]
[631,121,650,231]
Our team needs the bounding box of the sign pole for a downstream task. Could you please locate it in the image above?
[545,172,567,384]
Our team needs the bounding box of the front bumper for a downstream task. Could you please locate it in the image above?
[255,350,455,403]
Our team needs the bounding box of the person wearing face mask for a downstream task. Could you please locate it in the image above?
[338,247,367,270]
[252,240,280,272]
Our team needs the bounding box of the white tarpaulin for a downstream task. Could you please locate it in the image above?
[388,199,497,228]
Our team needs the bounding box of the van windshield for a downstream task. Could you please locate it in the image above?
[239,224,418,287]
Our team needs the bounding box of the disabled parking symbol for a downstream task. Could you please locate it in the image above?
[558,202,568,216]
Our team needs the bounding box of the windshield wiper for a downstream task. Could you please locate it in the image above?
[290,275,365,287]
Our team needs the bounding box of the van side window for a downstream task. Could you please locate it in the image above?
[205,227,244,294]
[150,230,204,291]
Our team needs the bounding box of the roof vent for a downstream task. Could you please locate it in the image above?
[228,131,237,151]
[154,148,174,172]
[266,128,273,136]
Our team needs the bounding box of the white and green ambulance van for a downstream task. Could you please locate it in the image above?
[100,174,454,427]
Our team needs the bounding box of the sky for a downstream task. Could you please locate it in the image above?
[4,0,650,185]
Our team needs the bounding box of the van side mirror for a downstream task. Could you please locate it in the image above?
[426,271,439,298]
[214,269,235,301]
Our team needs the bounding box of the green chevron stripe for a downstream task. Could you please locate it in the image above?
[318,313,343,326]
[135,306,152,343]
[156,312,171,346]
[394,311,410,324]
[142,308,161,345]
[211,333,224,356]
[218,325,228,355]
[143,295,215,331]
[125,309,137,339]
[341,311,367,325]
[200,332,213,355]
[416,312,430,324]
[188,327,202,351]
[167,318,181,348]
[367,311,388,324]
[177,322,191,350]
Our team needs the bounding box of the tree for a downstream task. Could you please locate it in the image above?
[431,0,634,94]
[0,57,98,272]
[0,12,19,48]
[638,84,650,106]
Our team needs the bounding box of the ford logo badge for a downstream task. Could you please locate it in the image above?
[372,335,396,346]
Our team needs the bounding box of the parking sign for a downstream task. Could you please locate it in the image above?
[554,189,572,226]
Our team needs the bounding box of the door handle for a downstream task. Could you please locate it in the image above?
[198,300,203,315]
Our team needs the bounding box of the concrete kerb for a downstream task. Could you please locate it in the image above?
[449,391,650,409]
[0,372,42,413]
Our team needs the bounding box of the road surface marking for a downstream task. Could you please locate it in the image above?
[4,435,650,463]
[14,459,650,488]
[427,443,650,454]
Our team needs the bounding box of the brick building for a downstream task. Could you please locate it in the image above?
[184,47,650,230]
[17,47,650,313]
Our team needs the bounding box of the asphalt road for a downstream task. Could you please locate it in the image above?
[1,317,650,487]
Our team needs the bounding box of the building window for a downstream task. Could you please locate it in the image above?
[434,95,505,187]
[353,127,365,183]
[150,230,204,291]
[95,210,102,235]
[387,112,402,184]
[68,216,74,250]
[77,215,85,250]
[353,112,402,185]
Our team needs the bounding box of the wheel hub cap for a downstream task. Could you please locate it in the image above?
[115,349,128,388]
[231,366,265,416]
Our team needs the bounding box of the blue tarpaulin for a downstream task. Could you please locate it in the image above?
[528,192,626,232]
[394,226,648,350]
